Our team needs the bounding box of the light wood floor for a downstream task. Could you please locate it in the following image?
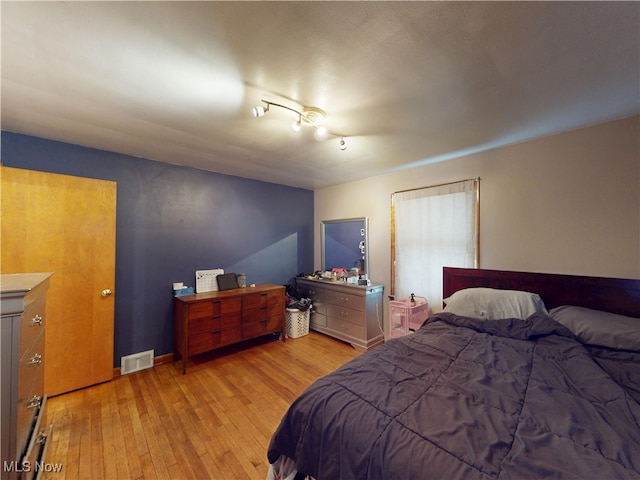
[45,332,361,480]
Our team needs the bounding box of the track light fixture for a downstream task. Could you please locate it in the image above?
[252,99,349,150]
[252,103,269,118]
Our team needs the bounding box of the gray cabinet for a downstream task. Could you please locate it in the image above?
[296,278,384,352]
[1,273,53,480]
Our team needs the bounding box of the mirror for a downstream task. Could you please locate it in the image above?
[321,217,368,276]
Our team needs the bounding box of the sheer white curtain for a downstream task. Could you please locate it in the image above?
[392,179,479,312]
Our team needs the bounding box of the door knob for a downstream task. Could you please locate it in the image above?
[101,289,113,297]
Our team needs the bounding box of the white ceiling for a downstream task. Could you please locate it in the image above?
[2,2,639,190]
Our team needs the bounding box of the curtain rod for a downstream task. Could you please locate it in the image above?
[391,177,480,197]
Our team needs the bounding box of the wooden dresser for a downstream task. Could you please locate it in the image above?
[296,278,384,352]
[1,272,53,480]
[173,284,285,373]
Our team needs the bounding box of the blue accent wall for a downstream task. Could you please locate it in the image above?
[1,132,314,363]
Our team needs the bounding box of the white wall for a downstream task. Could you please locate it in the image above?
[314,115,639,326]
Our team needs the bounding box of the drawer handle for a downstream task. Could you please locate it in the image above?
[213,315,222,319]
[260,319,267,323]
[28,353,43,366]
[30,314,44,326]
[211,330,221,335]
[341,297,349,303]
[26,395,42,409]
[341,311,350,317]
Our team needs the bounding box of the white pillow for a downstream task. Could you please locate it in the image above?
[549,305,640,351]
[443,287,548,320]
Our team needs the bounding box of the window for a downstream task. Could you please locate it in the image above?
[391,178,479,311]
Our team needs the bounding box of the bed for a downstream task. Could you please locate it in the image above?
[267,267,640,479]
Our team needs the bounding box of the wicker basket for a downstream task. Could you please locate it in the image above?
[285,308,310,338]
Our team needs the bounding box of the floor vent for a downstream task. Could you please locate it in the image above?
[121,349,154,375]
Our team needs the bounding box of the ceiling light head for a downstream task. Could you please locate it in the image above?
[339,137,347,150]
[315,125,328,139]
[252,103,269,118]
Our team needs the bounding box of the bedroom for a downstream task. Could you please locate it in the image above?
[1,1,639,479]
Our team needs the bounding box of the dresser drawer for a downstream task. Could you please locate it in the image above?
[243,307,269,324]
[326,290,364,310]
[189,316,220,335]
[327,304,365,326]
[217,297,242,313]
[22,422,53,480]
[267,291,285,310]
[220,321,242,345]
[18,331,45,397]
[188,301,214,319]
[266,312,284,333]
[188,330,222,355]
[313,301,326,316]
[188,297,243,320]
[327,316,366,340]
[243,292,268,310]
[19,297,46,361]
[20,394,50,480]
[241,320,268,338]
[310,311,327,328]
[302,286,327,303]
[241,308,269,337]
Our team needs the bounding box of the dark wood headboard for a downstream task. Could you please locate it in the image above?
[443,267,640,318]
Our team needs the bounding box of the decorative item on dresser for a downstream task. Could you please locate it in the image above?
[1,272,53,480]
[173,284,285,374]
[295,278,384,352]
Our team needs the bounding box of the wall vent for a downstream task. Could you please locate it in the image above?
[121,349,154,375]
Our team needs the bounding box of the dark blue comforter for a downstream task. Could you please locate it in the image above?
[267,313,640,479]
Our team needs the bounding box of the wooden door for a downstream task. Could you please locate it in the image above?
[1,166,116,396]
